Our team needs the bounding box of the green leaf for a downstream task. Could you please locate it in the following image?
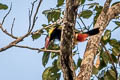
[42,52,50,67]
[31,33,41,40]
[52,59,60,72]
[77,57,82,68]
[79,10,93,19]
[92,66,99,74]
[80,0,86,5]
[104,70,116,80]
[109,39,120,48]
[113,21,120,26]
[42,61,60,80]
[55,73,61,80]
[56,0,64,7]
[57,56,61,69]
[101,30,111,45]
[101,52,109,64]
[51,52,58,59]
[94,5,103,13]
[42,67,51,80]
[99,58,106,70]
[31,30,43,40]
[93,6,103,25]
[42,24,47,27]
[112,47,120,56]
[109,70,116,79]
[103,30,111,41]
[101,37,107,45]
[0,3,8,10]
[42,9,61,23]
[111,54,118,63]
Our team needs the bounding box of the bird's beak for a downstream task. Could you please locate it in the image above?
[45,36,50,49]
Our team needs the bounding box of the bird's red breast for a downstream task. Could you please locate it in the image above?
[76,33,89,42]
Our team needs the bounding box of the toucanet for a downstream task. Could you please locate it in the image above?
[45,26,99,48]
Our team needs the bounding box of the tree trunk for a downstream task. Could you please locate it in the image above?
[60,0,79,80]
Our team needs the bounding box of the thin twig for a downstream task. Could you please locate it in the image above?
[101,41,118,79]
[28,10,31,32]
[0,24,18,39]
[79,17,89,30]
[29,0,42,33]
[14,45,60,53]
[28,0,37,32]
[11,18,15,35]
[2,3,12,25]
[0,3,17,39]
[0,0,43,52]
[31,0,37,15]
[77,21,83,32]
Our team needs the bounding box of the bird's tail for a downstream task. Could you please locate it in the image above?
[85,28,99,36]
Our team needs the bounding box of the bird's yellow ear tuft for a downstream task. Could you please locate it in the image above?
[48,27,55,36]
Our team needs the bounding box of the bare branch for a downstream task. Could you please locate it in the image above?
[101,41,118,79]
[0,4,17,39]
[79,17,88,30]
[29,0,43,33]
[31,0,37,15]
[0,0,43,52]
[2,3,12,25]
[28,10,31,32]
[14,45,60,53]
[28,0,37,32]
[0,24,18,39]
[11,18,15,35]
[0,37,23,52]
[76,21,83,32]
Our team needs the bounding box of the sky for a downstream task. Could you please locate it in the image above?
[0,0,120,80]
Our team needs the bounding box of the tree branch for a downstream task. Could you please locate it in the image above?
[2,3,12,25]
[0,0,42,52]
[14,45,60,53]
[11,18,15,35]
[76,0,120,80]
[0,24,18,39]
[0,3,18,39]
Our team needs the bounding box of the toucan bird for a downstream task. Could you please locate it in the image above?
[45,26,99,48]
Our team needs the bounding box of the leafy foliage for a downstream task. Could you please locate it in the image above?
[42,52,50,67]
[0,3,8,10]
[42,59,61,80]
[56,0,64,7]
[80,0,86,5]
[79,10,93,19]
[93,5,103,25]
[31,30,43,40]
[42,9,61,23]
[102,30,111,44]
